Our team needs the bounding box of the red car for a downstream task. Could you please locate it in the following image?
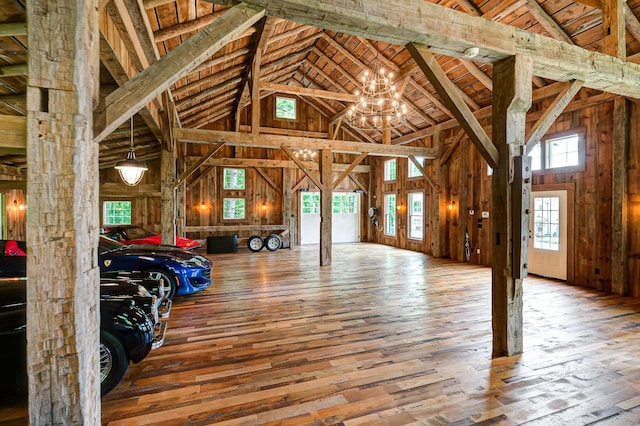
[101,225,201,250]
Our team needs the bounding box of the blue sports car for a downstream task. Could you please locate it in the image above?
[99,236,212,297]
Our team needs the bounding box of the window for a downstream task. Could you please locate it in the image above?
[301,193,320,214]
[408,192,424,240]
[103,201,131,225]
[532,196,560,251]
[408,157,425,178]
[275,97,296,120]
[222,198,245,220]
[223,168,245,190]
[333,194,357,214]
[384,159,397,181]
[384,194,396,236]
[529,132,582,172]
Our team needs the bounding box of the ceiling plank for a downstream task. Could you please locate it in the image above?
[458,59,493,91]
[154,10,225,42]
[174,128,438,158]
[260,81,357,102]
[524,0,574,45]
[525,80,584,153]
[408,43,498,168]
[93,4,266,142]
[0,64,27,77]
[206,0,640,98]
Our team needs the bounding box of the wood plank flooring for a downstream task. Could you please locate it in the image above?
[3,243,640,424]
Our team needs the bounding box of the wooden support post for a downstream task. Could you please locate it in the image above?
[491,54,532,357]
[161,94,177,246]
[612,96,629,295]
[457,139,468,261]
[602,0,626,59]
[283,167,294,249]
[320,149,332,265]
[431,132,448,258]
[27,0,100,422]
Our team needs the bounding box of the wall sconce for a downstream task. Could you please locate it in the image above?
[262,203,267,211]
[13,200,24,211]
[448,200,456,211]
[200,201,206,210]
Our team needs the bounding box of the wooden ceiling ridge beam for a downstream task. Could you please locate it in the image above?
[281,146,323,189]
[408,43,498,168]
[525,79,584,153]
[206,0,640,97]
[174,128,438,158]
[153,10,225,42]
[194,156,370,173]
[93,4,266,142]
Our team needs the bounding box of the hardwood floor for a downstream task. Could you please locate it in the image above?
[3,243,640,424]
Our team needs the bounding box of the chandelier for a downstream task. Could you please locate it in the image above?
[294,149,316,161]
[114,117,148,186]
[347,62,407,130]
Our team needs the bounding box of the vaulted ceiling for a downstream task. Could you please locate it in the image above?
[1,0,640,170]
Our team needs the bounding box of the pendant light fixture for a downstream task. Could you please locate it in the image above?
[115,116,147,186]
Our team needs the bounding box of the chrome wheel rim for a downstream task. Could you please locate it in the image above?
[100,342,112,383]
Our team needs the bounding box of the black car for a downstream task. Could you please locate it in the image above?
[0,277,156,397]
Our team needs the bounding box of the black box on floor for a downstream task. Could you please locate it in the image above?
[206,235,237,254]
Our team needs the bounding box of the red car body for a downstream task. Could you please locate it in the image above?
[102,226,201,250]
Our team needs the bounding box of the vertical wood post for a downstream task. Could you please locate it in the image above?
[320,149,332,265]
[612,96,629,294]
[283,167,294,249]
[161,95,177,246]
[602,0,626,59]
[27,0,100,422]
[491,54,533,357]
[432,132,448,257]
[457,139,468,261]
[251,53,261,134]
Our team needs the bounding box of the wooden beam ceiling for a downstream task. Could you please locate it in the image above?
[208,0,640,98]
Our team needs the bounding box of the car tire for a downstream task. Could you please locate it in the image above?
[265,234,282,251]
[147,269,178,299]
[247,235,264,252]
[100,330,129,397]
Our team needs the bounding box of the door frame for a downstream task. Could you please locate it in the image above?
[531,183,575,283]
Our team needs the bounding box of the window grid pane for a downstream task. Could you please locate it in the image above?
[408,192,424,240]
[547,135,579,169]
[275,97,296,119]
[103,201,132,225]
[301,194,320,215]
[223,198,245,220]
[384,159,397,181]
[223,168,245,190]
[533,196,560,251]
[384,194,396,236]
[408,157,424,178]
[529,143,542,171]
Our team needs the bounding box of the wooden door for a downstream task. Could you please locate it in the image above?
[528,190,567,280]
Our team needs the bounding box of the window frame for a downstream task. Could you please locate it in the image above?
[222,168,246,190]
[102,201,132,226]
[275,96,297,121]
[222,197,246,220]
[407,192,424,241]
[529,128,585,175]
[384,159,397,182]
[383,193,397,237]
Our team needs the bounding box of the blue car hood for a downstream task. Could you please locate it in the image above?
[101,244,209,263]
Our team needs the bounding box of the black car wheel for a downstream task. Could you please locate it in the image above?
[100,330,129,397]
[265,234,282,251]
[148,269,177,298]
[247,235,264,252]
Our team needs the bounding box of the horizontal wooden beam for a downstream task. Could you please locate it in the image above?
[0,64,27,77]
[191,156,370,173]
[183,224,287,233]
[0,180,26,190]
[0,22,27,37]
[260,82,357,103]
[174,128,438,158]
[208,0,640,98]
[0,115,26,153]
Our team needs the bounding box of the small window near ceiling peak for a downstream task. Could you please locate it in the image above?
[103,201,132,225]
[528,131,583,174]
[275,97,296,120]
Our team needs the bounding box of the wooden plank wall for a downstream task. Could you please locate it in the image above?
[370,95,640,296]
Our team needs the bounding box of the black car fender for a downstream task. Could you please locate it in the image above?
[100,299,154,364]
